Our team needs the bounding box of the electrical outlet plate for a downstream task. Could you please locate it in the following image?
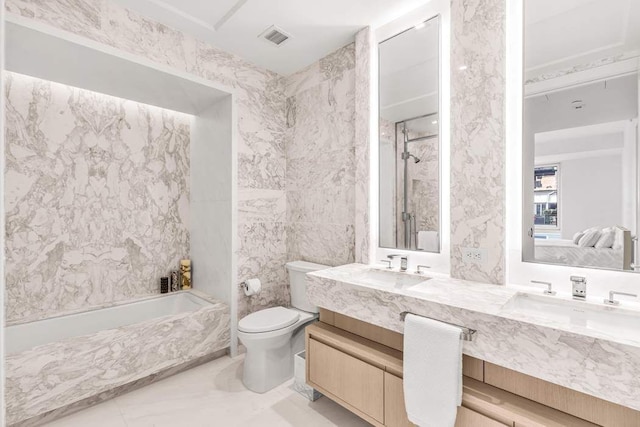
[462,247,488,265]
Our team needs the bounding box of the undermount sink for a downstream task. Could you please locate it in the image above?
[348,268,429,288]
[500,293,640,344]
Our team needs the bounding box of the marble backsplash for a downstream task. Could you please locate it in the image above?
[284,44,357,267]
[4,72,191,323]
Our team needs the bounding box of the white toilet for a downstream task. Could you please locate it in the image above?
[238,260,328,393]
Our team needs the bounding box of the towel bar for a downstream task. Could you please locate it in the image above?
[400,311,477,341]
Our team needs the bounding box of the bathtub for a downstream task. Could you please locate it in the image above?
[5,291,230,426]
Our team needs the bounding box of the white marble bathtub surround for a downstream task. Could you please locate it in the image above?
[285,43,357,267]
[307,264,640,411]
[355,27,373,264]
[450,0,506,284]
[5,297,230,426]
[5,0,289,320]
[4,72,191,323]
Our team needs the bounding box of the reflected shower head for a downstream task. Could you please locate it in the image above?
[402,152,421,163]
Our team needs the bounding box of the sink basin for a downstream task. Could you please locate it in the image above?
[501,293,640,344]
[348,268,429,288]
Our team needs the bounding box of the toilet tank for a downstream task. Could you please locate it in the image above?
[285,261,329,313]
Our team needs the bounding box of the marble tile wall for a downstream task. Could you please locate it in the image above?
[449,0,506,284]
[354,27,372,264]
[4,72,191,323]
[284,44,357,267]
[4,0,288,320]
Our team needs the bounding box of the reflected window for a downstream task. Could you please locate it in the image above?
[533,165,559,229]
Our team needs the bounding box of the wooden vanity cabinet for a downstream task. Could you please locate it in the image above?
[306,323,512,427]
[306,311,618,427]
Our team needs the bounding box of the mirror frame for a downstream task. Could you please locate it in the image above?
[506,0,640,295]
[372,0,451,274]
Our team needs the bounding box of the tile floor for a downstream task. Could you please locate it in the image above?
[43,355,371,426]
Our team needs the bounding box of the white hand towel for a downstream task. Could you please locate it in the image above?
[417,231,439,252]
[403,314,463,427]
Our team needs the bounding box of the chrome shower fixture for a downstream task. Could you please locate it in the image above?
[402,152,421,163]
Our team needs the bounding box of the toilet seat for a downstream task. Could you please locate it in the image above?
[238,307,300,333]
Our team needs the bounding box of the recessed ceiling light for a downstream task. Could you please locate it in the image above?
[459,65,468,71]
[432,120,438,124]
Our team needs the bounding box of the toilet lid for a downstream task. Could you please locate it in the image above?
[238,307,300,333]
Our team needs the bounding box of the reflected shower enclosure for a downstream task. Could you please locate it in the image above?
[379,16,441,252]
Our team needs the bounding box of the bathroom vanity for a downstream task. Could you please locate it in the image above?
[304,264,640,427]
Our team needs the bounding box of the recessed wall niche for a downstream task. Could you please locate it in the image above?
[4,18,238,346]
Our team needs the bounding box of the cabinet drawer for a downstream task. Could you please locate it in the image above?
[308,338,385,423]
[456,406,512,427]
[384,372,416,427]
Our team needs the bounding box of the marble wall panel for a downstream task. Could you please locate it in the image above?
[285,44,357,269]
[450,0,506,284]
[354,27,372,263]
[236,222,288,320]
[4,0,289,320]
[286,223,355,267]
[4,72,191,322]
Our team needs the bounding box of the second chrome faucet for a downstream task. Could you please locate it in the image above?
[387,254,408,271]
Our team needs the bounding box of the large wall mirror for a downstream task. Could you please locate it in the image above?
[522,0,640,272]
[379,16,440,252]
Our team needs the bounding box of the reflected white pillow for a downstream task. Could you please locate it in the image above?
[578,229,601,247]
[595,230,616,249]
[572,232,585,245]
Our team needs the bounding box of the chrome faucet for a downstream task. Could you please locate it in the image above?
[531,280,555,296]
[604,290,638,306]
[387,254,408,271]
[570,276,587,300]
[380,259,392,269]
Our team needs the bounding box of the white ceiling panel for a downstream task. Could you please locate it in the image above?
[114,0,431,75]
[525,0,640,76]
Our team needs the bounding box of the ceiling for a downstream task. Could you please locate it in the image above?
[113,0,429,76]
[525,0,640,79]
[526,73,638,135]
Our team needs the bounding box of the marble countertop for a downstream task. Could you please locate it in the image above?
[307,263,640,411]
